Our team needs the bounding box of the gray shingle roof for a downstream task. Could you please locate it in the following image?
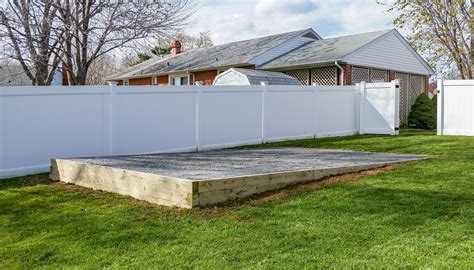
[108,29,308,80]
[260,29,392,69]
[108,28,393,81]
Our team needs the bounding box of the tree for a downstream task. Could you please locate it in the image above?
[85,54,121,85]
[0,0,196,85]
[127,31,214,66]
[408,93,437,129]
[381,0,472,79]
[174,31,214,51]
[471,0,473,78]
[0,0,62,85]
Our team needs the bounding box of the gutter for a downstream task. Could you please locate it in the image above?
[334,61,344,85]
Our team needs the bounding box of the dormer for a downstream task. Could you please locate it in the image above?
[249,28,321,67]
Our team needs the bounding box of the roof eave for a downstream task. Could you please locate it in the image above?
[259,61,338,71]
[106,63,252,81]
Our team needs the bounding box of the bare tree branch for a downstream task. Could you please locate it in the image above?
[0,0,196,85]
[381,0,472,79]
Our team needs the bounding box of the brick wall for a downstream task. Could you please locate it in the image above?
[388,70,396,81]
[157,75,168,86]
[342,64,352,85]
[192,70,217,85]
[129,77,152,85]
[423,75,429,93]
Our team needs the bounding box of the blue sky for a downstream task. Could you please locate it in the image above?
[190,0,398,44]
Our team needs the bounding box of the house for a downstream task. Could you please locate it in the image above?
[108,28,434,123]
[213,68,300,85]
[0,60,64,86]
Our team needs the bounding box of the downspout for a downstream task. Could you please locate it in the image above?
[335,61,344,85]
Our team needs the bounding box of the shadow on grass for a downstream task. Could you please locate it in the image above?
[0,173,52,191]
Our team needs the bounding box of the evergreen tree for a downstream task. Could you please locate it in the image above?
[408,93,437,129]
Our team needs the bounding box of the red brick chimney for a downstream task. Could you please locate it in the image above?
[62,63,69,85]
[170,40,182,55]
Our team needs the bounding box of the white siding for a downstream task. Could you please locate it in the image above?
[342,31,433,75]
[250,35,317,66]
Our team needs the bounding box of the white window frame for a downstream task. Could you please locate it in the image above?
[152,77,158,85]
[124,79,129,86]
[169,74,189,85]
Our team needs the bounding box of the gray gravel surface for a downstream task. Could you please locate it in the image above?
[69,148,427,180]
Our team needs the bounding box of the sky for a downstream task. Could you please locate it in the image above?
[189,0,399,44]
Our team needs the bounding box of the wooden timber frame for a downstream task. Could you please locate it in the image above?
[51,158,409,209]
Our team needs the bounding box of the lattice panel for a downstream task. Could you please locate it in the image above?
[396,72,410,125]
[310,67,337,85]
[409,75,423,109]
[285,70,309,85]
[352,67,369,84]
[370,69,388,82]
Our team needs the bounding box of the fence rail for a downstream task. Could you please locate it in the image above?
[1,82,399,178]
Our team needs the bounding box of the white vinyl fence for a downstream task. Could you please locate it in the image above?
[0,81,399,178]
[437,79,474,136]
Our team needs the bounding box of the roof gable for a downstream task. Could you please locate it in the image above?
[342,30,434,75]
[259,30,392,70]
[249,28,320,67]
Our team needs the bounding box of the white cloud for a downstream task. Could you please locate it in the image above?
[191,0,399,44]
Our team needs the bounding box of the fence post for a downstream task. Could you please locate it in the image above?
[437,78,444,135]
[106,81,117,155]
[312,83,319,138]
[195,83,202,151]
[261,82,267,143]
[358,81,366,135]
[393,79,400,135]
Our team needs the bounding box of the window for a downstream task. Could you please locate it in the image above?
[152,77,158,85]
[170,75,188,85]
[124,80,129,86]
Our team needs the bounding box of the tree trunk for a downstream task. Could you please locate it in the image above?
[471,0,473,78]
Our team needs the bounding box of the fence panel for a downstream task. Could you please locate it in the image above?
[264,86,315,142]
[112,86,198,155]
[437,79,474,136]
[198,86,263,150]
[1,82,399,178]
[0,86,110,177]
[361,81,399,135]
[316,86,359,137]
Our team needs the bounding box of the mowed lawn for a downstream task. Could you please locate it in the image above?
[0,131,473,269]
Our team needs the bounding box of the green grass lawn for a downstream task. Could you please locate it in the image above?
[1,130,473,269]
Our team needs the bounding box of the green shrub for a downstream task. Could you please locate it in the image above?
[431,94,437,109]
[408,93,436,129]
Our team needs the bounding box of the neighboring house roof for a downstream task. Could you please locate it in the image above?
[0,61,64,86]
[108,29,318,80]
[259,30,392,69]
[109,27,434,81]
[0,64,32,86]
[213,68,301,85]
